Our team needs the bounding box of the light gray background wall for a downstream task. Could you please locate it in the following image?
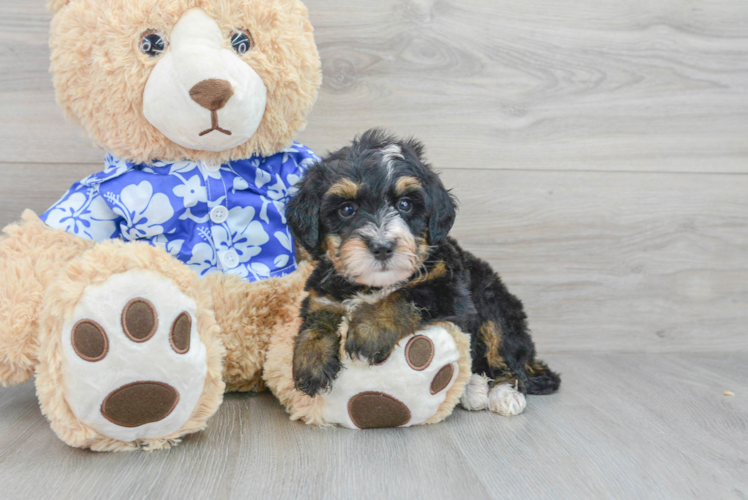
[1,1,746,498]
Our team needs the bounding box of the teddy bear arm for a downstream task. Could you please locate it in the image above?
[264,319,473,428]
[207,261,314,393]
[0,210,94,385]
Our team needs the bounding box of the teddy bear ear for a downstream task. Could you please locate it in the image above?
[48,0,71,12]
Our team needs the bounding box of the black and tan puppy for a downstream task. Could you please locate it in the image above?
[286,129,560,416]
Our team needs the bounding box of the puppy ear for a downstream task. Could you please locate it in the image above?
[403,137,458,246]
[427,181,458,245]
[287,166,324,256]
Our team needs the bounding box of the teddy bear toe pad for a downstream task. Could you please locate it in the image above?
[322,325,460,429]
[101,382,180,428]
[62,270,207,442]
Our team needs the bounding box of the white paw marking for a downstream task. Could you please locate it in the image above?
[62,269,207,442]
[321,325,460,429]
[460,373,490,411]
[488,383,527,417]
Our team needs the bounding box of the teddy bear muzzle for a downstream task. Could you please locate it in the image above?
[142,7,268,153]
[189,79,235,137]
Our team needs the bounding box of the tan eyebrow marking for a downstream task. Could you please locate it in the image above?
[325,179,360,199]
[394,176,423,196]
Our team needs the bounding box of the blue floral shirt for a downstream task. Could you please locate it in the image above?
[41,143,319,282]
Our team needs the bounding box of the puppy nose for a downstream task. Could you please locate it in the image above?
[189,79,234,111]
[368,240,396,261]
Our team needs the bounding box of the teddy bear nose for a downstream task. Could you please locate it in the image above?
[189,79,234,111]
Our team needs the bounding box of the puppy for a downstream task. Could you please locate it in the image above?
[286,129,560,416]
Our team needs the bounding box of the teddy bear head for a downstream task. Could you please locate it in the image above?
[48,0,321,164]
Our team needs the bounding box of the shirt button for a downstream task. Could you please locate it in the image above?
[221,250,240,270]
[210,206,229,224]
[204,161,221,172]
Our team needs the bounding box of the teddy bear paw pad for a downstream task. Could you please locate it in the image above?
[347,392,411,429]
[321,325,461,429]
[62,269,208,442]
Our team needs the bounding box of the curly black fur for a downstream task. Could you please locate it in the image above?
[287,129,560,398]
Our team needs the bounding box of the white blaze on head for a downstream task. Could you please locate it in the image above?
[380,144,404,181]
[143,8,268,152]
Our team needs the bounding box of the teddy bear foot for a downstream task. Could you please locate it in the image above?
[320,324,464,429]
[33,241,224,450]
[60,269,209,443]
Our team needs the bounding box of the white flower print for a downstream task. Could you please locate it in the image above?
[259,196,271,224]
[106,181,174,240]
[166,160,199,175]
[273,254,290,269]
[81,155,131,185]
[286,172,302,198]
[282,146,299,166]
[185,227,219,277]
[211,207,270,265]
[152,234,185,258]
[266,175,292,223]
[272,231,294,269]
[233,176,249,193]
[187,242,219,277]
[43,189,118,241]
[173,175,207,208]
[275,231,293,251]
[255,168,272,188]
[300,157,318,170]
[250,262,271,278]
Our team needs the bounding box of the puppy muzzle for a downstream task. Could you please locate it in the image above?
[366,239,397,262]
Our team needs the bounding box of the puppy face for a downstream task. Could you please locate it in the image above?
[288,130,457,288]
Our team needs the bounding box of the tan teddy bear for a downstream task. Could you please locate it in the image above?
[0,0,471,451]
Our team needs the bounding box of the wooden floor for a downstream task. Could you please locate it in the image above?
[1,354,746,499]
[1,0,747,499]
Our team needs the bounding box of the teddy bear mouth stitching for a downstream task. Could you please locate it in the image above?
[198,110,232,137]
[189,78,234,137]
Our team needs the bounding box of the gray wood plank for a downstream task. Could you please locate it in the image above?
[1,1,747,172]
[0,353,745,499]
[3,166,746,353]
[441,169,748,354]
[0,163,101,224]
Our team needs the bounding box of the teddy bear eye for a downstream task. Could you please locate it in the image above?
[230,30,254,56]
[140,30,168,58]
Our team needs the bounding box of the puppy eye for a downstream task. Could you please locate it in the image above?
[338,203,357,219]
[397,198,413,213]
[139,30,168,58]
[230,30,254,55]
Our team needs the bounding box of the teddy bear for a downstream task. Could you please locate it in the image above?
[0,0,472,451]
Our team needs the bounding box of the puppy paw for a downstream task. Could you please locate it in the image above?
[345,299,421,365]
[460,373,490,411]
[488,383,527,417]
[62,269,208,442]
[320,325,461,428]
[293,355,343,398]
[344,331,397,365]
[344,321,401,365]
